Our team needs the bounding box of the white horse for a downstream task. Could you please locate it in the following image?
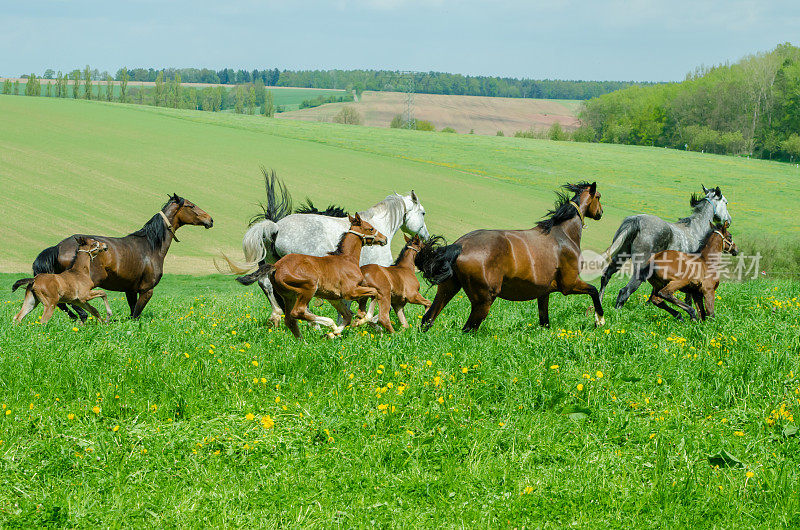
[224,170,430,325]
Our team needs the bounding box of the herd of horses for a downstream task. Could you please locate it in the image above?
[11,170,737,339]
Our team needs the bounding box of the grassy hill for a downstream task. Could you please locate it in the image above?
[1,95,798,273]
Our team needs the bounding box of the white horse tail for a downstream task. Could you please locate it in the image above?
[243,220,278,263]
[602,216,638,263]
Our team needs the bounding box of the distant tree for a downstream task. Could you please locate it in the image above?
[469,129,474,134]
[572,124,597,142]
[46,81,52,97]
[332,106,362,125]
[119,67,129,102]
[2,79,11,94]
[24,74,34,95]
[262,90,275,117]
[415,120,435,131]
[43,69,55,79]
[13,80,19,95]
[548,122,567,141]
[71,70,81,98]
[246,86,256,114]
[390,114,404,128]
[234,85,245,114]
[173,73,182,108]
[496,130,504,136]
[154,71,165,106]
[83,66,92,99]
[442,127,457,133]
[105,75,114,101]
[781,134,800,161]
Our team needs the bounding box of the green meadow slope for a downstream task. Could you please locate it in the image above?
[1,96,798,273]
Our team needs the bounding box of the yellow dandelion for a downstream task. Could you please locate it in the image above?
[67,413,75,420]
[734,431,744,437]
[437,396,444,404]
[251,360,258,367]
[261,415,274,429]
[577,383,584,391]
[461,367,469,374]
[596,370,604,379]
[746,471,754,478]
[72,327,79,332]
[245,413,255,421]
[550,364,559,370]
[112,425,120,432]
[92,406,100,414]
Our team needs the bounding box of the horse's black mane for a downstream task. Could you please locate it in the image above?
[678,193,712,225]
[536,182,592,234]
[296,198,348,218]
[128,196,180,250]
[328,231,350,256]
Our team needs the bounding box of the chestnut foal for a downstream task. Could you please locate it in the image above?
[236,214,387,339]
[13,237,112,325]
[643,221,737,321]
[355,234,431,333]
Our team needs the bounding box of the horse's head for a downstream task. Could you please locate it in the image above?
[403,233,425,253]
[74,237,108,262]
[399,191,430,240]
[170,194,214,229]
[582,182,603,220]
[712,220,738,256]
[702,185,732,226]
[348,213,388,246]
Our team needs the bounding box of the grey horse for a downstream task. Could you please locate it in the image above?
[224,169,430,326]
[599,185,732,308]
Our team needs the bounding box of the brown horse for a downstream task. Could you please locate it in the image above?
[236,213,387,339]
[417,182,604,332]
[355,234,431,333]
[13,237,113,325]
[27,194,213,320]
[642,221,737,320]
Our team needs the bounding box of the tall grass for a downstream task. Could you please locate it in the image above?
[1,274,798,525]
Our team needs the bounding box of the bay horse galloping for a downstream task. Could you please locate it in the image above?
[235,214,387,339]
[27,194,213,320]
[355,234,432,333]
[641,221,737,321]
[13,237,113,325]
[416,182,604,332]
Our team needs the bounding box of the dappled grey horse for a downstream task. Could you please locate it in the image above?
[224,170,430,324]
[599,185,732,308]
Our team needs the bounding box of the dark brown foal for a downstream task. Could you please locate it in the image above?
[236,214,388,339]
[417,182,604,332]
[355,234,431,333]
[643,221,737,320]
[13,237,112,325]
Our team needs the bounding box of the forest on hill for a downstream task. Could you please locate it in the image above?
[579,43,800,161]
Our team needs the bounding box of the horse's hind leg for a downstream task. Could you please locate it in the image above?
[258,277,283,327]
[657,281,696,320]
[57,303,85,321]
[125,292,138,317]
[421,278,461,331]
[39,303,57,325]
[75,300,103,322]
[599,254,626,301]
[14,290,39,324]
[329,299,354,329]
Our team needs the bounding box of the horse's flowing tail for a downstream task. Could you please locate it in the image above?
[32,245,60,275]
[415,236,463,285]
[11,278,34,292]
[603,217,639,264]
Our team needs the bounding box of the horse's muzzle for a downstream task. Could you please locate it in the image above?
[204,218,214,229]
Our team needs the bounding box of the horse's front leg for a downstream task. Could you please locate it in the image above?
[257,277,283,328]
[85,289,112,322]
[566,279,604,326]
[329,299,354,329]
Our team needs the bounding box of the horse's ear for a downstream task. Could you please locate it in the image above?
[715,186,721,198]
[724,220,730,229]
[411,190,419,204]
[589,182,597,196]
[709,221,715,229]
[404,233,411,243]
[347,214,356,224]
[75,236,86,246]
[702,184,710,194]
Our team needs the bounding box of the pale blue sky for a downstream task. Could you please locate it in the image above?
[3,0,798,81]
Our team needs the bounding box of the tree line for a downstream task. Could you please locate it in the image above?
[578,43,800,161]
[104,67,638,100]
[2,67,279,117]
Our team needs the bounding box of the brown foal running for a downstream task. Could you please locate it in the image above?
[236,213,387,339]
[417,182,604,332]
[643,221,737,321]
[355,234,431,333]
[13,237,113,325]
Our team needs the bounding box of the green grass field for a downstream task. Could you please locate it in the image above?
[1,274,799,526]
[2,94,800,525]
[1,95,799,273]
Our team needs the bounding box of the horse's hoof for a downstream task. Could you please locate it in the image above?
[594,314,606,327]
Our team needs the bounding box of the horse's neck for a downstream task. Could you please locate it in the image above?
[700,236,723,262]
[68,253,94,279]
[395,249,416,269]
[551,216,583,244]
[337,234,364,261]
[683,202,714,239]
[360,199,404,241]
[156,208,179,259]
